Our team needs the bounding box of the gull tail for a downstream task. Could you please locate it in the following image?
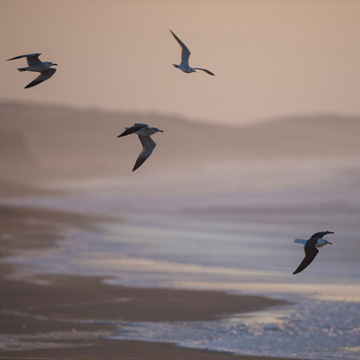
[294,239,307,245]
[17,67,27,72]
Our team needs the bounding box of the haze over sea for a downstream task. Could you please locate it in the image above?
[4,163,360,360]
[1,103,360,359]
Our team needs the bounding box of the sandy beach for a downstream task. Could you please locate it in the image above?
[0,194,305,360]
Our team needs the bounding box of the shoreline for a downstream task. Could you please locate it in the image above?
[0,340,312,360]
[0,200,304,360]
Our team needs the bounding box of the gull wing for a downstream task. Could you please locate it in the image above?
[309,231,334,242]
[293,245,319,274]
[193,67,215,76]
[133,135,156,171]
[25,68,56,89]
[7,53,42,66]
[170,30,191,67]
[117,123,148,137]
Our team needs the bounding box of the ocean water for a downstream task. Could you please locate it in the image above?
[4,205,360,359]
[108,297,360,360]
[3,161,360,359]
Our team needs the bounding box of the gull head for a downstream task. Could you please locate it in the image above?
[45,62,58,67]
[316,238,333,247]
[151,127,164,134]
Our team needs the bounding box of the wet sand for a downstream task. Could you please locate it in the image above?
[0,200,305,360]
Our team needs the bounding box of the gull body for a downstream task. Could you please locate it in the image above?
[170,30,215,76]
[294,238,332,248]
[117,123,163,171]
[7,53,57,88]
[293,231,334,274]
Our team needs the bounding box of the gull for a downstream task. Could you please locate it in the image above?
[170,30,215,76]
[7,53,57,89]
[117,123,164,171]
[293,231,334,274]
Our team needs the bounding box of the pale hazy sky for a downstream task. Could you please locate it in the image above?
[1,0,360,125]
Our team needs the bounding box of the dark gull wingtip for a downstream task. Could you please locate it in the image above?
[25,83,35,89]
[132,163,140,172]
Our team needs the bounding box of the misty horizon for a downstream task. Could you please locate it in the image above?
[1,99,360,128]
[1,1,360,126]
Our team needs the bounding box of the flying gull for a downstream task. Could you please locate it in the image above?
[7,53,57,89]
[170,30,215,76]
[117,123,164,171]
[293,231,334,274]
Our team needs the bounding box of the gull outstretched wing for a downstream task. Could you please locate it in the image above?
[293,245,319,274]
[193,67,215,76]
[309,231,334,242]
[170,30,191,67]
[117,123,148,137]
[133,135,156,171]
[25,68,56,89]
[7,53,42,67]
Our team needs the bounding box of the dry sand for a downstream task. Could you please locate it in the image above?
[0,191,305,360]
